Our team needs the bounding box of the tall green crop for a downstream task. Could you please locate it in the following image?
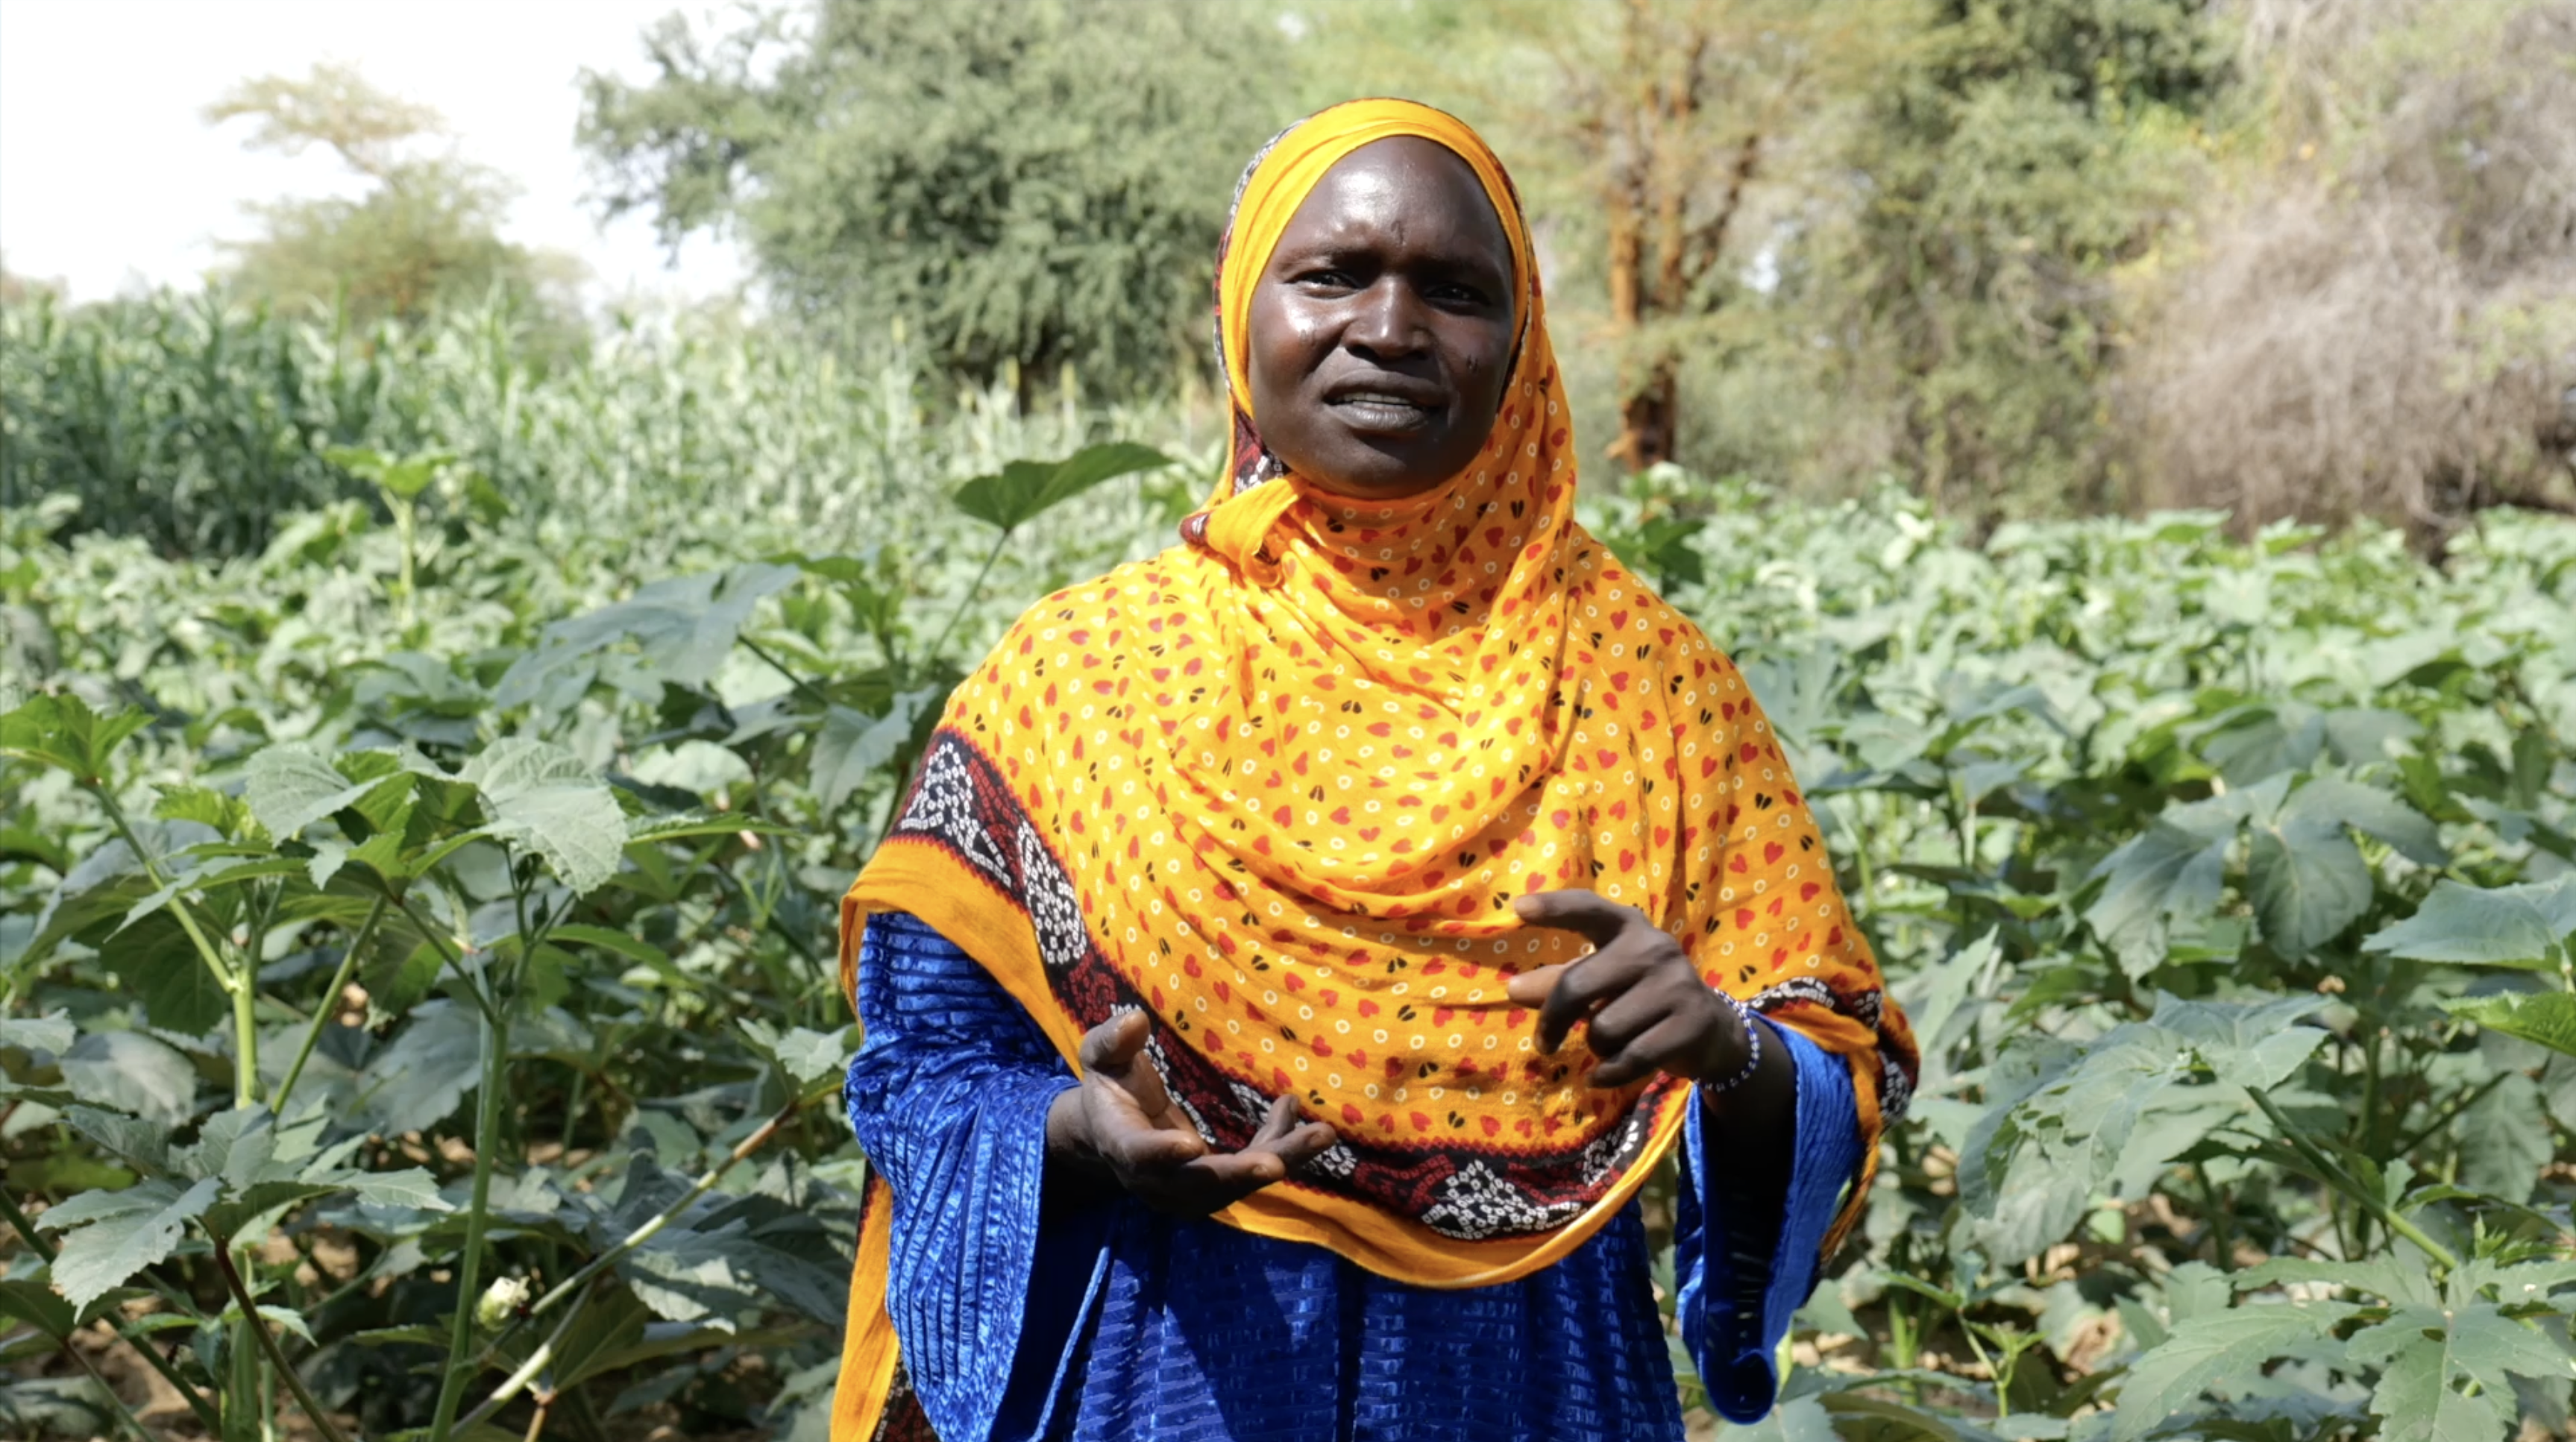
[4,349,2574,1438]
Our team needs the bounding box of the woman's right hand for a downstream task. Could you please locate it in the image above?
[1046,1010,1337,1216]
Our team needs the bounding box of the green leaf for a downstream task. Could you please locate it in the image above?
[0,1012,75,1056]
[97,911,233,1034]
[62,1106,170,1171]
[2455,1071,2551,1205]
[811,687,943,816]
[951,442,1170,532]
[243,745,381,839]
[45,1176,220,1312]
[0,693,150,784]
[741,1019,854,1086]
[354,1001,484,1136]
[2111,1303,2351,1441]
[2362,875,2576,968]
[57,1032,197,1127]
[495,563,802,711]
[462,737,629,894]
[2282,775,2446,866]
[2085,819,2230,976]
[0,1279,75,1343]
[2246,813,2372,959]
[2347,1303,2571,1442]
[547,923,676,972]
[153,784,259,840]
[2443,989,2576,1060]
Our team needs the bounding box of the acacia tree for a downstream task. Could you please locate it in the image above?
[206,64,582,341]
[1308,0,1894,472]
[578,0,1295,400]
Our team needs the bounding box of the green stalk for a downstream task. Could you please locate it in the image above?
[456,1084,826,1384]
[271,896,386,1112]
[91,789,253,1105]
[213,1238,352,1442]
[923,526,1013,668]
[425,1002,510,1442]
[2247,1089,2459,1271]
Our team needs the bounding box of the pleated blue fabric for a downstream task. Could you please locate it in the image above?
[846,911,1862,1442]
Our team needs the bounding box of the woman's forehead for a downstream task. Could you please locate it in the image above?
[1281,136,1511,260]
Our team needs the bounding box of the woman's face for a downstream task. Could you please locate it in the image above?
[1245,136,1517,500]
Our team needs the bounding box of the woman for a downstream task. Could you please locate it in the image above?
[832,99,1915,1442]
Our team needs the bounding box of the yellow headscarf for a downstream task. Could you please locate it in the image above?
[832,99,1914,1441]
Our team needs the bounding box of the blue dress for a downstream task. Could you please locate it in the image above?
[844,911,1862,1442]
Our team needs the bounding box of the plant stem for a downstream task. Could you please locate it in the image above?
[92,787,261,1105]
[57,1323,161,1442]
[2193,1159,2234,1265]
[212,1238,354,1442]
[272,896,386,1112]
[923,527,1012,667]
[92,787,239,992]
[426,1001,512,1442]
[0,1184,225,1433]
[2391,1068,2510,1156]
[738,635,834,710]
[2247,1089,2459,1271]
[393,893,500,1024]
[453,1281,596,1433]
[459,1085,824,1379]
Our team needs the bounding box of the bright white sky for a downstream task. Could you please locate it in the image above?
[0,0,753,308]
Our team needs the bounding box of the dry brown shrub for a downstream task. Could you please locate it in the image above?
[2127,0,2576,544]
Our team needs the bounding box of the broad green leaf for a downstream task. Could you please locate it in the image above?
[46,1176,220,1312]
[2362,875,2576,968]
[57,1031,196,1127]
[2199,703,2323,784]
[0,693,149,784]
[354,1001,486,1136]
[22,837,154,966]
[2110,1303,2350,1441]
[2282,775,2445,866]
[62,1106,170,1171]
[97,912,232,1035]
[951,443,1170,532]
[2455,1071,2551,1205]
[495,563,802,710]
[2347,1303,2570,1442]
[2085,819,2230,977]
[0,1279,75,1342]
[811,687,942,816]
[741,1019,855,1086]
[153,784,258,840]
[2245,814,2372,958]
[243,744,380,839]
[2149,994,2328,1092]
[0,1012,75,1056]
[330,1165,449,1212]
[2443,989,2576,1060]
[462,737,629,894]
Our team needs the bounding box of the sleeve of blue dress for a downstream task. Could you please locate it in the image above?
[1674,1021,1867,1423]
[842,911,1102,1442]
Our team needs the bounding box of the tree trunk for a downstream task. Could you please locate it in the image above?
[1615,358,1679,471]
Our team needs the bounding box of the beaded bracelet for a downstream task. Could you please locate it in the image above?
[1706,991,1763,1095]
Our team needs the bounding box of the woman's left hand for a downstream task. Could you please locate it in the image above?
[1505,889,1752,1089]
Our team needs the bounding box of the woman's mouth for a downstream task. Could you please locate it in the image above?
[1327,389,1442,433]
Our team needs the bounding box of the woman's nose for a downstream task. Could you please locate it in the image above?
[1343,280,1427,359]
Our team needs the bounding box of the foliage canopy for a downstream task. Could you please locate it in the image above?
[579,0,1295,399]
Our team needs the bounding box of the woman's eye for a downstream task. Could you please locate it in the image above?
[1296,268,1356,289]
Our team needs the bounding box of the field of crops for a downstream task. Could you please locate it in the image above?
[4,297,2576,1442]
